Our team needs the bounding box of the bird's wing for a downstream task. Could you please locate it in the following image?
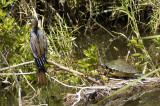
[30,31,41,58]
[43,33,47,59]
[30,31,44,67]
[38,29,47,61]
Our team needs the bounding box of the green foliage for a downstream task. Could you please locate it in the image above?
[0,2,32,64]
[148,10,160,34]
[0,0,35,84]
[0,0,15,8]
[78,45,99,73]
[147,0,160,34]
[46,15,82,85]
[128,37,151,71]
[0,10,15,51]
[127,34,159,71]
[47,15,76,61]
[129,38,144,49]
[111,0,156,72]
[143,35,160,67]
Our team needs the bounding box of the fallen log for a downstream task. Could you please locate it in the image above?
[64,77,160,106]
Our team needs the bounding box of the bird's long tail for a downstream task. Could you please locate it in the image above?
[37,67,47,86]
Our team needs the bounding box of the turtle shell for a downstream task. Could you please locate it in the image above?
[106,60,136,74]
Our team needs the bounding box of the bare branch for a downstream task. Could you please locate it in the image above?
[19,69,36,91]
[47,60,84,76]
[0,72,36,75]
[0,60,101,85]
[47,60,102,85]
[0,61,34,72]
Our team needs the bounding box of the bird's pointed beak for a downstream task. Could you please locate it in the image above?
[19,19,25,21]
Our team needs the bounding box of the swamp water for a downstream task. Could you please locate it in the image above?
[124,89,160,106]
[0,28,159,106]
[0,80,76,105]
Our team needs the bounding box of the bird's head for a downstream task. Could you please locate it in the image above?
[20,16,38,28]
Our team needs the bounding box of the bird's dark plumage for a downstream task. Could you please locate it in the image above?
[24,16,47,86]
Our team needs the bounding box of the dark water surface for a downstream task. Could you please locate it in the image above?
[75,29,130,63]
[0,78,76,105]
[0,87,18,106]
[124,89,160,106]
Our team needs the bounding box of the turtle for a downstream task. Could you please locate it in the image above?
[100,59,140,78]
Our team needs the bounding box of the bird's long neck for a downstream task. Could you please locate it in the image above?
[32,27,40,39]
[30,17,39,32]
[32,26,39,32]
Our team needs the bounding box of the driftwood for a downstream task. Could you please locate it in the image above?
[64,77,160,106]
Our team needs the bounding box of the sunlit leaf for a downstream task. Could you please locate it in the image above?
[142,35,160,39]
[132,53,141,57]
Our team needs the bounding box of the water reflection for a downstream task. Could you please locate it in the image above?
[75,29,129,63]
[124,89,160,106]
[0,87,18,106]
[0,80,76,105]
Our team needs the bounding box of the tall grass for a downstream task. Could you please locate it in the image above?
[47,15,77,64]
[109,0,159,73]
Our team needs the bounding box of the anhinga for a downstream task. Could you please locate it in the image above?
[24,16,47,86]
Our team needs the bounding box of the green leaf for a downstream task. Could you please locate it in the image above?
[132,53,141,57]
[142,35,160,39]
[138,55,147,59]
[136,61,148,66]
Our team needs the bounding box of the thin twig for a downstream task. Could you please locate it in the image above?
[19,69,36,91]
[0,60,34,72]
[46,73,83,89]
[0,72,36,75]
[92,18,115,37]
